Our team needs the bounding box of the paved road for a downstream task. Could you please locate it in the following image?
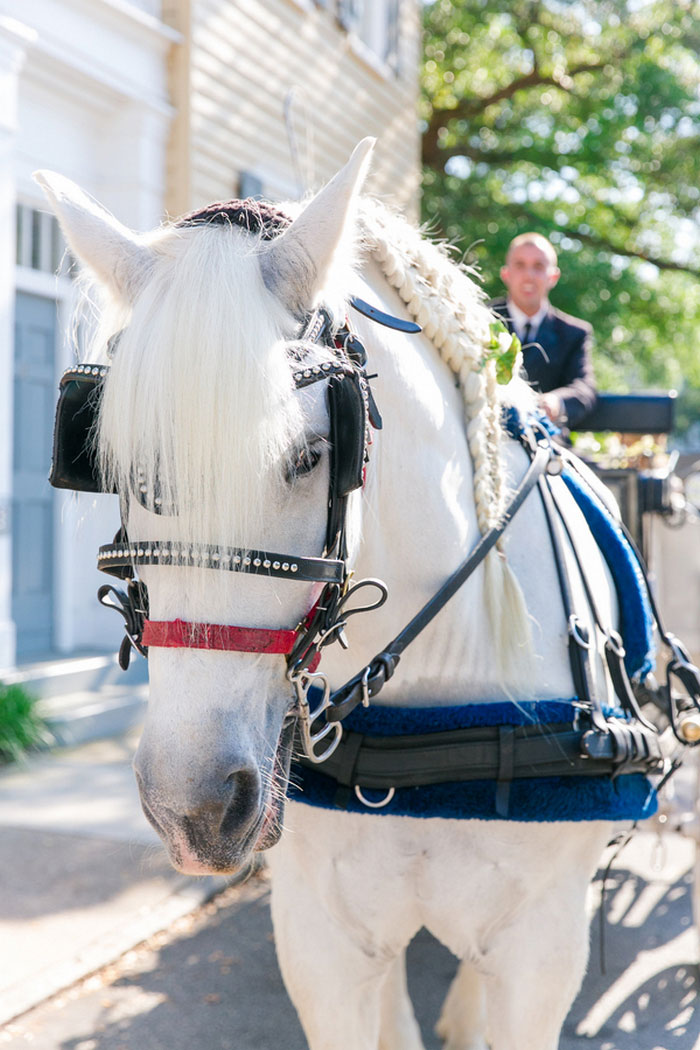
[2,831,698,1050]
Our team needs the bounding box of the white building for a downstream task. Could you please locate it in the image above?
[0,0,420,674]
[0,1,177,672]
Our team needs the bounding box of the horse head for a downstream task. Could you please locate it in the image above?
[37,140,375,874]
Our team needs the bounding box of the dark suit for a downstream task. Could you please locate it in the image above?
[490,298,597,428]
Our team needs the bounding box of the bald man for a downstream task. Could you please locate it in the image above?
[490,233,597,428]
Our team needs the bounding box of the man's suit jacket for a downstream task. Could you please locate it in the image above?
[490,298,597,428]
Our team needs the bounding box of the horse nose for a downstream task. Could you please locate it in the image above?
[135,749,263,844]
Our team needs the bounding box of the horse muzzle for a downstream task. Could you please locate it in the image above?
[134,720,295,874]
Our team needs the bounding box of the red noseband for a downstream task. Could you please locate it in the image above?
[142,618,299,654]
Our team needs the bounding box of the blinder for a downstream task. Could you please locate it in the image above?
[51,347,372,504]
[49,367,109,493]
[328,372,367,498]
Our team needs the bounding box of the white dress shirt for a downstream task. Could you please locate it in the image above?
[506,298,550,343]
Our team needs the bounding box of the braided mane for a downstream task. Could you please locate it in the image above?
[360,201,532,671]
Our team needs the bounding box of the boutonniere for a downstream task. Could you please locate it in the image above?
[482,320,520,384]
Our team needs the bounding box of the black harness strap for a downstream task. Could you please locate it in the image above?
[97,538,346,585]
[296,719,661,791]
[495,726,516,818]
[322,441,552,723]
[562,453,700,746]
[546,482,657,734]
[536,473,608,734]
[296,425,668,800]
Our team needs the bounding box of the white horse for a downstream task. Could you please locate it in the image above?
[38,140,647,1050]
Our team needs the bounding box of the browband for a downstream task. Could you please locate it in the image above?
[97,540,345,585]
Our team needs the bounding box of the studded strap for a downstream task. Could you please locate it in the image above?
[97,539,345,584]
[291,360,356,389]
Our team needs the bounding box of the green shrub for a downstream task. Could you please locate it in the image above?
[0,684,50,762]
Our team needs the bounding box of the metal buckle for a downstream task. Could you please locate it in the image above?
[316,620,349,651]
[287,668,343,764]
[604,629,625,659]
[568,615,591,650]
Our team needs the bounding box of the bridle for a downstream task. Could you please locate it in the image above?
[50,300,552,768]
[46,192,560,769]
[50,245,425,763]
[101,305,393,764]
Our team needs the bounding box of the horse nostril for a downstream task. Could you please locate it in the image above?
[220,766,262,837]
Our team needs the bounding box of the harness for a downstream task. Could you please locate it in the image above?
[48,202,700,816]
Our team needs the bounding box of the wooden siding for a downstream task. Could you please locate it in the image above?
[163,0,420,220]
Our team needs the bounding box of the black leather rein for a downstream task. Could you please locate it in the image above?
[302,441,552,732]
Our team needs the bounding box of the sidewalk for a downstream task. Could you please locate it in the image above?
[2,700,700,1046]
[0,724,229,1025]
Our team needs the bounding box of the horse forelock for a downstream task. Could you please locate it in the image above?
[175,197,292,239]
[95,220,308,557]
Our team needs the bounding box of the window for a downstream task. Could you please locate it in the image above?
[238,172,264,200]
[337,0,400,71]
[16,205,73,277]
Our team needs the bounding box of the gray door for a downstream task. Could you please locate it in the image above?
[12,292,57,659]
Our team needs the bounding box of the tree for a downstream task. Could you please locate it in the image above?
[421,0,700,435]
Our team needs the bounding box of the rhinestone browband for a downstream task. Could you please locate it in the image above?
[61,360,354,390]
[97,540,345,584]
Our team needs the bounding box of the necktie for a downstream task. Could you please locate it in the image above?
[522,321,532,346]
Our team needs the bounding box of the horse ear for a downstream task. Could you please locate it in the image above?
[33,170,153,304]
[261,137,375,317]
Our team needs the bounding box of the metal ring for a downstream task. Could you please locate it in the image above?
[354,785,395,809]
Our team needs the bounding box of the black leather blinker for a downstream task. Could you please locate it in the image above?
[49,369,111,493]
[328,373,367,497]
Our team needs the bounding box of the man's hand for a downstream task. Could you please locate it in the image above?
[539,392,563,423]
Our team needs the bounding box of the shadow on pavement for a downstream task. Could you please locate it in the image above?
[6,851,700,1050]
[563,863,699,1048]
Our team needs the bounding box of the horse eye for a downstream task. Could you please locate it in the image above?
[286,445,322,483]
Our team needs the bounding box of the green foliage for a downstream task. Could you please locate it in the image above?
[0,684,49,762]
[421,0,700,437]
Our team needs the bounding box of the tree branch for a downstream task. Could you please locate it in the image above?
[569,229,700,278]
[423,60,619,166]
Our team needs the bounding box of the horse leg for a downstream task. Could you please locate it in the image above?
[268,814,423,1050]
[270,887,387,1048]
[479,886,592,1050]
[378,951,424,1050]
[270,889,423,1050]
[435,960,487,1050]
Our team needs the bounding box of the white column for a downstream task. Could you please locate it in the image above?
[0,17,35,672]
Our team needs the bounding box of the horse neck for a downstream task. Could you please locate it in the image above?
[321,265,500,705]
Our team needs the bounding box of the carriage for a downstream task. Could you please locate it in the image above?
[39,141,700,1050]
